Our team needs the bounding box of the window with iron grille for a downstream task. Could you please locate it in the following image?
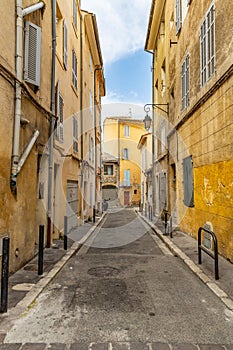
[24,21,41,87]
[181,53,190,110]
[73,116,78,153]
[72,49,78,90]
[200,3,215,87]
[56,81,64,142]
[63,20,68,69]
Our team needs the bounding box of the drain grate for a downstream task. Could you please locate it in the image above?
[87,266,120,277]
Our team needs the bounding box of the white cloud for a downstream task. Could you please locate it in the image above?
[81,0,151,65]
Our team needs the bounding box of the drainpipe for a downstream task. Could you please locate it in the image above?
[80,10,84,224]
[47,0,56,247]
[11,0,45,194]
[22,1,44,17]
[17,130,40,173]
[10,0,23,194]
[94,67,102,212]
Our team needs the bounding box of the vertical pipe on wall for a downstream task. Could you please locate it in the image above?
[10,0,23,194]
[80,10,84,224]
[47,0,56,247]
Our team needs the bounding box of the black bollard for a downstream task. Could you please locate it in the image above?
[38,225,44,275]
[93,206,96,223]
[0,237,10,313]
[64,216,68,250]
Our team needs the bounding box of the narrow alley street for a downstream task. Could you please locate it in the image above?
[1,209,233,349]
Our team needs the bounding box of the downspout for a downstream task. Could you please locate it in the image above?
[80,10,84,224]
[17,130,40,173]
[47,0,56,247]
[11,0,23,194]
[94,67,102,212]
[11,0,45,194]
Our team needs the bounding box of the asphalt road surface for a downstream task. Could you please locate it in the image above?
[4,209,233,346]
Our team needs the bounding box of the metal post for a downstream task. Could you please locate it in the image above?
[164,211,168,235]
[38,225,44,275]
[93,206,96,223]
[1,237,10,313]
[64,216,68,250]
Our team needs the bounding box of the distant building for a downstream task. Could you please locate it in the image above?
[145,0,233,262]
[102,152,119,205]
[103,117,145,206]
[137,133,153,219]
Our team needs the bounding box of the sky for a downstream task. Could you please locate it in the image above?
[81,0,152,118]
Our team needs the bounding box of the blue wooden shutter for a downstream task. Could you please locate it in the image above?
[183,156,194,207]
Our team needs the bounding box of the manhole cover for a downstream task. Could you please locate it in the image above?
[88,266,120,277]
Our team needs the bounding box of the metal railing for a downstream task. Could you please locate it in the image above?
[198,226,219,280]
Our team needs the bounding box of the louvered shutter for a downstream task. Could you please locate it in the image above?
[175,0,182,34]
[24,21,41,87]
[56,81,60,139]
[63,20,68,69]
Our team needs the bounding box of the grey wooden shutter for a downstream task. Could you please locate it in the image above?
[175,0,182,34]
[63,20,68,69]
[56,81,60,139]
[159,172,166,210]
[24,21,41,87]
[183,156,194,207]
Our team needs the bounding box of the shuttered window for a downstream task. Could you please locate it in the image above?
[73,116,78,153]
[73,0,77,30]
[183,156,194,207]
[72,49,78,90]
[63,20,68,69]
[124,170,130,187]
[200,3,215,87]
[56,81,64,142]
[181,53,190,110]
[159,172,166,210]
[122,148,129,160]
[24,21,41,87]
[175,0,182,34]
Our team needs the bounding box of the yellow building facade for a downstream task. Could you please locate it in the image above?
[103,117,145,206]
[145,0,233,261]
[0,1,105,273]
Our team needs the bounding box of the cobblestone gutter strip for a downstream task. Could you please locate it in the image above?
[137,212,233,312]
[0,212,107,337]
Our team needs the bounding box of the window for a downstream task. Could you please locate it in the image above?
[72,49,78,90]
[89,135,94,163]
[73,0,77,30]
[161,122,166,153]
[63,20,68,69]
[90,91,93,116]
[181,53,190,110]
[124,170,130,187]
[122,148,129,160]
[134,189,137,195]
[124,125,130,137]
[56,81,64,142]
[175,0,182,34]
[24,21,41,87]
[104,165,113,175]
[183,155,194,207]
[73,116,78,153]
[200,3,215,87]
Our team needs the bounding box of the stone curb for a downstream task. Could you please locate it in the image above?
[0,212,107,336]
[137,212,233,311]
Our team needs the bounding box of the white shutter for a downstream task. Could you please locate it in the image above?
[63,20,68,69]
[24,21,41,87]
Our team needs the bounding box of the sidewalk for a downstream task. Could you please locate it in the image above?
[139,212,233,311]
[1,213,106,314]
